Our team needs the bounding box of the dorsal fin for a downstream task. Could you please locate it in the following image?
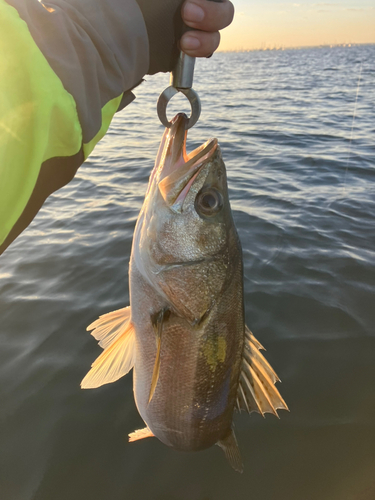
[217,428,243,473]
[237,326,289,416]
[81,307,135,389]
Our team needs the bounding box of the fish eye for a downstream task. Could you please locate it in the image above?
[195,188,223,218]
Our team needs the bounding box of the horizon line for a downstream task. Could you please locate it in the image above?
[217,42,375,53]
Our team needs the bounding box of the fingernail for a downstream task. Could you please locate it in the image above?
[183,2,205,23]
[181,35,201,50]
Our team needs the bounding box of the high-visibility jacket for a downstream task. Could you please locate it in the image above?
[0,0,149,254]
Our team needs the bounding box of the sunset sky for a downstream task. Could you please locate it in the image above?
[219,0,375,51]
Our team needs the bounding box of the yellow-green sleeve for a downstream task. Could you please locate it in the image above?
[0,0,149,252]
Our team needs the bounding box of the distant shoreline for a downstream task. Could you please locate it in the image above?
[218,42,375,53]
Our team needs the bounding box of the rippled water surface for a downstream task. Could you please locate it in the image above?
[1,45,374,500]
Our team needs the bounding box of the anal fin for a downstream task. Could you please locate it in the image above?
[128,427,155,442]
[217,428,243,473]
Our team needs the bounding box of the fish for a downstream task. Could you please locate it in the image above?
[81,113,288,472]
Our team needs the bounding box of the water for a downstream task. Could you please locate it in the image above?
[1,45,374,500]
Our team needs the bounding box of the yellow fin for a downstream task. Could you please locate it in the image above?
[242,362,278,416]
[245,325,265,350]
[237,326,289,416]
[81,307,135,389]
[87,306,131,349]
[128,427,155,442]
[217,428,243,473]
[244,339,280,383]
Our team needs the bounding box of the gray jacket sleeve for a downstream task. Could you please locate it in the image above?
[6,0,150,143]
[0,0,149,256]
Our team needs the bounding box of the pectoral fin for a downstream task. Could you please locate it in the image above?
[217,428,243,473]
[81,307,135,389]
[148,333,162,404]
[237,326,289,416]
[148,309,170,403]
[128,427,155,442]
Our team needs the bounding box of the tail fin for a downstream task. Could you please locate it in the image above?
[217,428,243,473]
[81,307,135,389]
[236,326,289,417]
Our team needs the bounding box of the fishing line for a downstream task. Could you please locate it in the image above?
[342,62,363,195]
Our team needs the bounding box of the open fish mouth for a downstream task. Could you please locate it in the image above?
[157,114,217,210]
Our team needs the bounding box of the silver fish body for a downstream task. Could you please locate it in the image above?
[130,153,244,450]
[82,114,288,471]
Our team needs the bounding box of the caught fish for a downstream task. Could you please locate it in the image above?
[81,113,288,472]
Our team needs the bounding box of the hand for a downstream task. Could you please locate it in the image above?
[181,0,234,57]
[136,0,234,74]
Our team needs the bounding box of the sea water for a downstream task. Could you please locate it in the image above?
[0,45,374,500]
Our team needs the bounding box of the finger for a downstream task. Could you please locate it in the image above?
[182,0,234,32]
[180,30,221,58]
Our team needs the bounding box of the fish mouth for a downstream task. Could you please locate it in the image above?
[157,114,217,210]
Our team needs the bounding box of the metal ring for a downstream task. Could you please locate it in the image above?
[157,86,201,130]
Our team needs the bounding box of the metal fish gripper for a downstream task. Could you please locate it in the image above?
[157,0,223,130]
[157,52,201,130]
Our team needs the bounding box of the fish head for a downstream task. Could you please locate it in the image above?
[133,114,241,324]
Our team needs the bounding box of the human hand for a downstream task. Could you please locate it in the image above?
[135,0,234,74]
[180,0,234,58]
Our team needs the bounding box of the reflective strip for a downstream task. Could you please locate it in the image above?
[0,1,82,245]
